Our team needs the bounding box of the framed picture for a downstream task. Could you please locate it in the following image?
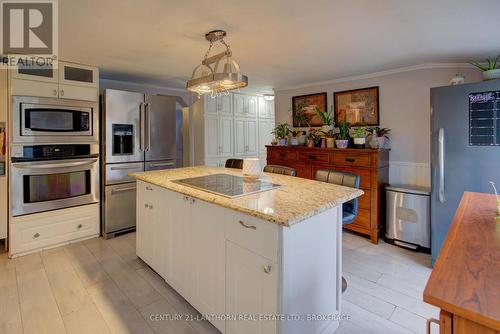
[292,92,327,127]
[334,86,379,126]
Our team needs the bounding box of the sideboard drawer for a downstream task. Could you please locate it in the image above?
[269,149,296,161]
[298,152,330,164]
[348,208,371,229]
[332,153,371,167]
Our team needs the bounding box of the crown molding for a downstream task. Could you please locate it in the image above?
[274,63,476,92]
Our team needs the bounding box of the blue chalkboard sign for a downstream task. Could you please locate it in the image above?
[469,91,500,146]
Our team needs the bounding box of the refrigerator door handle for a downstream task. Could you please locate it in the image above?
[146,102,151,151]
[139,102,145,151]
[438,128,445,203]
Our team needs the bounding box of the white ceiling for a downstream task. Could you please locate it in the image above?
[59,0,500,91]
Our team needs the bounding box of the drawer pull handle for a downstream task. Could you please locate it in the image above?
[149,205,154,209]
[183,196,189,202]
[77,224,83,229]
[190,198,196,204]
[33,233,40,239]
[279,153,286,157]
[144,204,149,208]
[239,220,257,230]
[345,158,356,162]
[146,186,153,191]
[263,265,272,274]
[309,155,317,160]
[426,318,439,334]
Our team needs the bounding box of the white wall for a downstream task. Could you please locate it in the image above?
[274,65,482,186]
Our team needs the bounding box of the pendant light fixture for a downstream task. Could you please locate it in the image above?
[186,30,248,97]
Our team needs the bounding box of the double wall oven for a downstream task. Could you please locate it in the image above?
[10,96,99,217]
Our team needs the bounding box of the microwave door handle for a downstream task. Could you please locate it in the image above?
[139,102,145,151]
[13,159,98,169]
[438,128,445,203]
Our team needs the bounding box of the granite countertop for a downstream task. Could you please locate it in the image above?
[131,166,363,227]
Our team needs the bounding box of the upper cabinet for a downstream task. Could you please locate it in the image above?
[234,93,257,118]
[59,61,98,88]
[205,94,233,116]
[258,97,275,119]
[9,60,99,102]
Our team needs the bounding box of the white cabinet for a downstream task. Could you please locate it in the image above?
[235,118,258,157]
[9,60,98,101]
[226,242,277,334]
[206,95,233,116]
[258,97,275,119]
[205,116,234,160]
[234,94,257,117]
[136,182,156,266]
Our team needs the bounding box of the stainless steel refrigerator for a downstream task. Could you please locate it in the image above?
[431,80,500,264]
[101,89,182,238]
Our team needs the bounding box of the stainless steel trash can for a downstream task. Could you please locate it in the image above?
[385,185,431,252]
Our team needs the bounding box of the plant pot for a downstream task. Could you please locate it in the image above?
[298,134,307,145]
[483,69,500,81]
[290,138,299,146]
[321,138,327,148]
[307,139,314,148]
[326,138,335,148]
[335,139,349,148]
[353,137,366,145]
[279,138,287,146]
[377,137,386,149]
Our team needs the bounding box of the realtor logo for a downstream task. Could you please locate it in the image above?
[1,0,57,68]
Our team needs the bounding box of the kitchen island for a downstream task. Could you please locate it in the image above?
[132,166,362,334]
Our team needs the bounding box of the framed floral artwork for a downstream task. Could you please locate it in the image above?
[292,92,327,127]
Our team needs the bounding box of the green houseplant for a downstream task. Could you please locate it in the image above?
[272,123,290,146]
[351,127,367,146]
[289,128,304,146]
[315,106,333,129]
[366,127,391,148]
[471,55,500,81]
[336,121,351,148]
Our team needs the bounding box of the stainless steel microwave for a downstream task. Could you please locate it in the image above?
[12,96,98,143]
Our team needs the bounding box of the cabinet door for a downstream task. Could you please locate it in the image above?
[247,96,258,117]
[219,94,233,115]
[234,118,246,156]
[245,119,258,156]
[226,242,277,334]
[153,188,172,278]
[205,96,218,115]
[191,200,226,332]
[10,78,58,98]
[168,193,193,298]
[219,116,234,157]
[266,100,275,119]
[59,61,98,88]
[205,117,220,159]
[58,84,98,102]
[10,61,58,83]
[258,97,267,118]
[136,182,155,266]
[234,94,246,116]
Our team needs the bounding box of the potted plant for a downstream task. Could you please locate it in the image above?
[315,106,334,131]
[321,129,335,148]
[307,128,318,147]
[351,127,367,147]
[336,121,350,148]
[366,126,391,148]
[289,128,304,146]
[471,55,500,81]
[272,123,290,146]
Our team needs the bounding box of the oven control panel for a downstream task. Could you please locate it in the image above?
[11,144,98,160]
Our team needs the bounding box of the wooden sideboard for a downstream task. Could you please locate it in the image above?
[423,192,500,334]
[266,145,389,243]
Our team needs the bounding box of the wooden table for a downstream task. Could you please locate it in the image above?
[423,192,500,334]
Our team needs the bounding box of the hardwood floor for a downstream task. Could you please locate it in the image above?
[0,232,438,334]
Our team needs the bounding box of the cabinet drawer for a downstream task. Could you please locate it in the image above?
[269,149,296,161]
[298,152,330,164]
[10,78,58,98]
[11,203,99,256]
[332,153,371,167]
[225,211,278,262]
[346,208,371,229]
[358,190,371,210]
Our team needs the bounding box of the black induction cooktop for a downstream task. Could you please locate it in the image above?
[172,173,280,198]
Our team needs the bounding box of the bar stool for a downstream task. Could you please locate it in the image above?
[225,159,244,169]
[315,169,360,293]
[263,165,297,176]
